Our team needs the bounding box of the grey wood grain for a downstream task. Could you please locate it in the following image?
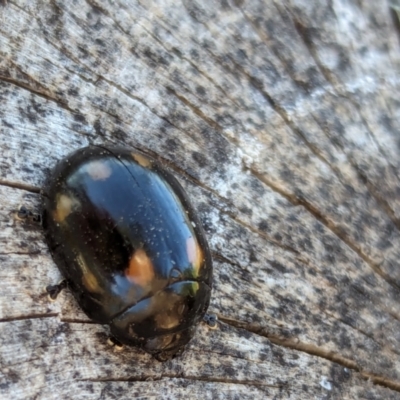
[1,0,400,398]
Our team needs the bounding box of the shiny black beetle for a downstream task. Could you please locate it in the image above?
[42,146,213,361]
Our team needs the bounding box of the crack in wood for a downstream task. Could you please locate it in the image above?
[170,54,243,110]
[27,0,232,150]
[96,76,188,137]
[60,318,97,324]
[0,313,58,323]
[3,311,398,391]
[323,307,400,357]
[45,33,204,146]
[309,112,400,236]
[0,73,73,114]
[116,0,244,111]
[166,87,226,134]
[322,310,379,346]
[350,160,400,231]
[82,0,124,33]
[201,36,400,239]
[224,212,301,256]
[6,1,33,17]
[2,32,206,152]
[237,2,311,94]
[61,6,238,148]
[228,58,350,184]
[218,316,400,393]
[86,0,239,110]
[247,166,400,291]
[211,252,264,289]
[288,7,400,200]
[234,2,400,238]
[197,40,373,213]
[2,357,41,370]
[0,179,41,193]
[349,100,400,184]
[260,2,396,179]
[79,374,285,388]
[390,7,400,43]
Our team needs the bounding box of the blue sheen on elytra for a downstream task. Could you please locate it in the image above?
[42,145,212,360]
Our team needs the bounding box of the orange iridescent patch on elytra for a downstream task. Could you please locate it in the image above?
[125,248,155,286]
[154,311,181,330]
[153,293,182,330]
[132,153,152,168]
[82,271,101,293]
[186,236,204,277]
[53,194,79,223]
[85,160,112,181]
[76,254,103,294]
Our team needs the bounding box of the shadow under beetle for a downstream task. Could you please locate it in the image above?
[41,146,215,361]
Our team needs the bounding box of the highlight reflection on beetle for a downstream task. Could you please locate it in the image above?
[42,146,213,361]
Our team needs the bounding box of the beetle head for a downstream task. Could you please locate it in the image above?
[110,281,211,360]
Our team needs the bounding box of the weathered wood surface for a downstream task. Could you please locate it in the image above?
[1,0,400,398]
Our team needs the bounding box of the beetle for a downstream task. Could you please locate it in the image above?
[41,145,214,361]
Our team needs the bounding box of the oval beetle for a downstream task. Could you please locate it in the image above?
[41,146,215,361]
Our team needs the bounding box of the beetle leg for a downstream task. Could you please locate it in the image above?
[16,206,42,224]
[153,352,170,362]
[107,336,124,350]
[153,345,186,362]
[46,280,68,301]
[203,313,218,329]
